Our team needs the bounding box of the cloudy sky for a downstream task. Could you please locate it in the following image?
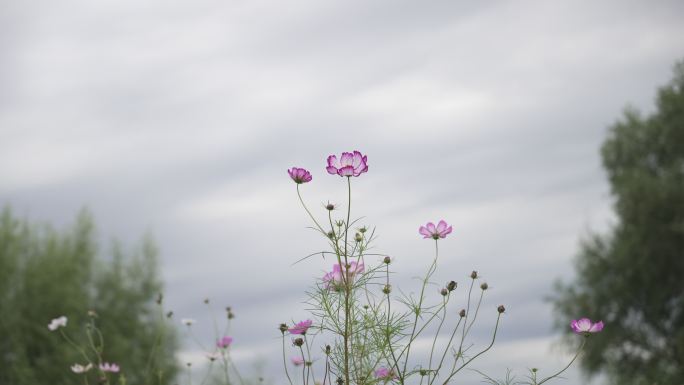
[2,0,683,383]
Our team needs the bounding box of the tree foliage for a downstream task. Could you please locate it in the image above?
[552,62,684,384]
[0,208,179,385]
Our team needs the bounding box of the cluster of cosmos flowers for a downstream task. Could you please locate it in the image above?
[286,150,605,383]
[47,316,120,374]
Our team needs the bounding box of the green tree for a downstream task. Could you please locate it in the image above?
[0,208,179,385]
[552,62,684,384]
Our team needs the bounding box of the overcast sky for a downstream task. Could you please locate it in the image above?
[2,0,684,384]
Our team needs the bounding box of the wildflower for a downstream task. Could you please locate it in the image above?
[206,352,221,362]
[217,336,233,349]
[70,363,92,373]
[99,362,120,373]
[419,220,452,240]
[291,356,305,366]
[48,316,68,331]
[288,319,313,335]
[374,367,397,380]
[326,151,368,177]
[570,318,604,335]
[181,318,196,326]
[288,167,313,184]
[323,262,364,290]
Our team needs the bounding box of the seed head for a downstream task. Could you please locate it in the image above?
[293,338,304,347]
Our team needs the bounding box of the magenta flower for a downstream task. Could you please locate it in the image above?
[99,362,120,373]
[419,220,452,240]
[374,367,397,380]
[288,167,312,184]
[570,318,604,335]
[217,336,233,348]
[291,356,305,366]
[322,262,365,290]
[326,151,368,177]
[288,319,313,335]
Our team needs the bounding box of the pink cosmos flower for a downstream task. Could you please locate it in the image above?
[374,367,397,380]
[288,319,312,335]
[291,356,305,366]
[570,318,604,334]
[217,336,233,348]
[288,167,313,184]
[326,151,368,177]
[99,362,120,373]
[419,220,452,240]
[322,262,365,290]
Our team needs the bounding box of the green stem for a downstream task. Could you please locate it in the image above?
[297,184,326,234]
[282,335,295,385]
[537,338,587,385]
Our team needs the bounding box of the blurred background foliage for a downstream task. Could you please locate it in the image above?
[552,62,684,384]
[0,208,179,385]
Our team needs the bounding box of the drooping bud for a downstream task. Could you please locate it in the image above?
[383,256,391,264]
[459,309,466,318]
[497,305,506,314]
[447,281,457,291]
[480,282,488,290]
[440,288,448,296]
[293,338,304,347]
[382,285,392,295]
[279,323,288,334]
[470,271,478,279]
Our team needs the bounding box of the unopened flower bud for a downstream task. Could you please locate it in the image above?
[382,285,392,295]
[336,378,344,385]
[497,305,506,314]
[383,256,391,264]
[327,231,335,239]
[480,282,488,290]
[293,338,304,347]
[420,369,428,376]
[355,233,363,242]
[166,311,174,318]
[531,368,538,373]
[447,281,457,291]
[186,362,192,367]
[156,293,163,305]
[470,271,478,279]
[459,309,466,318]
[279,323,288,334]
[359,226,367,233]
[335,220,345,228]
[440,288,448,296]
[305,361,312,367]
[204,298,209,304]
[325,345,331,354]
[228,311,235,319]
[326,202,335,211]
[363,304,369,310]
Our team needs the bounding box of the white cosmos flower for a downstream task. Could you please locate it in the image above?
[181,318,196,326]
[70,363,93,373]
[48,316,68,331]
